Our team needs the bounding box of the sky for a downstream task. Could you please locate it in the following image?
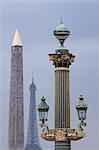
[0,0,99,150]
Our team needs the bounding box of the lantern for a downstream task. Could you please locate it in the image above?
[38,96,49,124]
[76,95,88,121]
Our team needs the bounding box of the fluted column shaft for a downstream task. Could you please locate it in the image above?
[55,67,71,150]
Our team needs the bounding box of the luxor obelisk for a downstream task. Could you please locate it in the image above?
[8,30,24,150]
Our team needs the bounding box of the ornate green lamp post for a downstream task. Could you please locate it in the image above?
[38,20,88,150]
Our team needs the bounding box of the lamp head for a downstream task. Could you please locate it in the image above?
[76,95,88,121]
[38,96,49,124]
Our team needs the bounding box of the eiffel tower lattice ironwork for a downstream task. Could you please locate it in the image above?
[25,77,42,150]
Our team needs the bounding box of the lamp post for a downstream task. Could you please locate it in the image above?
[38,20,88,150]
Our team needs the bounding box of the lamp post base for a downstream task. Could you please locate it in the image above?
[55,141,71,150]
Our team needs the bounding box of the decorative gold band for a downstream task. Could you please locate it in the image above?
[41,128,85,141]
[55,67,70,71]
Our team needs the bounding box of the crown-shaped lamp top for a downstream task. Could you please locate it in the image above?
[38,96,49,111]
[54,18,70,46]
[76,94,88,110]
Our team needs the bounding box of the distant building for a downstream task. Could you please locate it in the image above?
[25,78,42,150]
[8,30,24,150]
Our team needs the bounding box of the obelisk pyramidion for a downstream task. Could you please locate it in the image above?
[25,78,42,150]
[8,30,24,150]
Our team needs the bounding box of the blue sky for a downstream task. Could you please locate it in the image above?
[0,0,99,150]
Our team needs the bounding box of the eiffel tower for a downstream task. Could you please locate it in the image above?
[25,77,42,150]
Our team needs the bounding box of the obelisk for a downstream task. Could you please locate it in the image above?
[8,30,24,150]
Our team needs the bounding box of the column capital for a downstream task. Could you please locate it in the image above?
[49,52,75,68]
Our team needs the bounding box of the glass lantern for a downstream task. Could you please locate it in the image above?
[76,95,88,121]
[38,96,49,124]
